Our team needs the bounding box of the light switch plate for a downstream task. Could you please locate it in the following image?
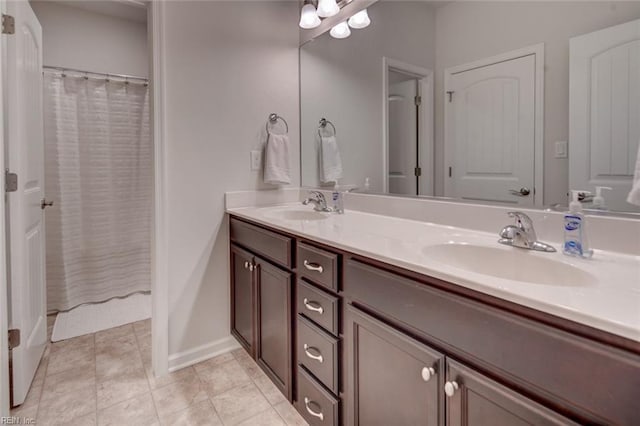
[555,141,568,158]
[250,150,262,171]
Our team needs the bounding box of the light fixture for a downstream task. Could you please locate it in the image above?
[348,8,371,29]
[299,0,321,29]
[330,21,351,39]
[317,0,339,18]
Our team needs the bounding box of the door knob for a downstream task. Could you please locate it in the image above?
[509,187,531,196]
[421,366,436,382]
[41,199,54,210]
[444,381,459,397]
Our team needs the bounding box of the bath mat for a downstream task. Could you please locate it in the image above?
[51,292,151,342]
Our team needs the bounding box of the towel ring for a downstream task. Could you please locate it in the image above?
[266,113,289,134]
[318,118,336,138]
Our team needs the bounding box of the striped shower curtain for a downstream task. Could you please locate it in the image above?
[43,72,152,312]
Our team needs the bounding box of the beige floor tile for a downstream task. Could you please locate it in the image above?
[139,341,152,366]
[31,356,48,387]
[160,399,223,426]
[146,365,197,390]
[49,334,94,355]
[211,382,271,426]
[97,365,150,409]
[95,324,134,345]
[198,359,252,398]
[95,333,139,357]
[66,412,97,426]
[193,352,235,373]
[232,349,264,380]
[253,371,287,405]
[41,364,96,401]
[273,401,309,426]
[151,373,207,420]
[96,348,144,382]
[37,384,97,426]
[133,319,151,338]
[97,392,158,426]
[236,407,286,426]
[47,344,95,376]
[10,407,38,423]
[10,384,42,418]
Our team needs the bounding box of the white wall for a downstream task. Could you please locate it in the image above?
[301,1,435,192]
[31,1,148,77]
[162,1,300,361]
[434,1,640,205]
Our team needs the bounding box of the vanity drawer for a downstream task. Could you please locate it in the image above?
[297,279,339,336]
[344,258,640,425]
[297,315,339,394]
[230,217,293,268]
[295,366,339,426]
[297,243,339,291]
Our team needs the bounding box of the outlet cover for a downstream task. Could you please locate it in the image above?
[250,150,262,171]
[555,141,568,158]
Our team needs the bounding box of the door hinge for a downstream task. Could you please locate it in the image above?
[5,169,17,193]
[414,167,422,177]
[448,166,452,177]
[446,91,454,102]
[414,95,422,106]
[2,14,15,35]
[8,329,20,350]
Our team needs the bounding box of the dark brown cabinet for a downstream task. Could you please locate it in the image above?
[230,245,255,355]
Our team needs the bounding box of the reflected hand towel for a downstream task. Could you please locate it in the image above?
[264,132,291,185]
[627,143,640,206]
[320,135,343,184]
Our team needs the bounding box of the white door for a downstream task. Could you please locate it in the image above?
[445,54,537,205]
[6,0,46,406]
[388,78,418,196]
[570,19,640,213]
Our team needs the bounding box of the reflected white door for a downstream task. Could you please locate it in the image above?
[388,79,418,196]
[570,19,640,213]
[6,0,46,406]
[445,54,536,205]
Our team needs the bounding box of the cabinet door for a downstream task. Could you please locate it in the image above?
[445,359,577,426]
[256,258,292,400]
[345,305,444,426]
[231,245,255,355]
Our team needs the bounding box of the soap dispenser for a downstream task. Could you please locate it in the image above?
[592,186,613,210]
[563,190,593,258]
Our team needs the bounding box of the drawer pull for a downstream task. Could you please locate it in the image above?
[304,397,324,421]
[303,344,324,363]
[444,381,459,397]
[303,260,324,273]
[421,366,436,382]
[303,298,324,315]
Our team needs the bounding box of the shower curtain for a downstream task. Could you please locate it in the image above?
[43,72,152,312]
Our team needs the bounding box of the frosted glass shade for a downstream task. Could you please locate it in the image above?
[317,0,339,18]
[330,21,351,39]
[299,3,321,29]
[348,9,371,29]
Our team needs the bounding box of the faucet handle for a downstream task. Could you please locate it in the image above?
[507,211,536,239]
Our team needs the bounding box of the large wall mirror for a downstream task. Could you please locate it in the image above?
[300,1,640,214]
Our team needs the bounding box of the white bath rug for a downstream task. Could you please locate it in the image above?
[51,292,151,342]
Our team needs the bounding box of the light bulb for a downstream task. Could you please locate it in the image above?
[348,8,370,29]
[317,0,339,18]
[330,21,351,39]
[299,2,321,29]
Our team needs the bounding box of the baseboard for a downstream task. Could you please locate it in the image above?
[168,335,241,372]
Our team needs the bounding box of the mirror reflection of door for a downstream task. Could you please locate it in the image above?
[388,71,420,196]
[445,46,543,206]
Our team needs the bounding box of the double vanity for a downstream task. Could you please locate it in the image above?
[227,193,640,426]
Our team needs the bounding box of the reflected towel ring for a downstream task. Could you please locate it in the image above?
[318,118,337,138]
[266,113,289,134]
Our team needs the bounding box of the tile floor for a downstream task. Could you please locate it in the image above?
[10,316,308,426]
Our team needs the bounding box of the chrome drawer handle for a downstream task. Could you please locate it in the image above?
[304,397,324,421]
[303,344,324,363]
[303,260,324,273]
[303,298,324,315]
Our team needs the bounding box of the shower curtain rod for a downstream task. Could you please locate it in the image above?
[43,65,149,82]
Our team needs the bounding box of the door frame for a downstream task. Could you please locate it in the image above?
[443,43,545,206]
[382,57,434,195]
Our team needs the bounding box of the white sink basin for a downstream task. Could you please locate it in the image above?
[422,244,597,287]
[264,208,329,222]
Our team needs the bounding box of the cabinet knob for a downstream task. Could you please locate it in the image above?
[304,397,324,421]
[303,260,324,273]
[444,381,459,397]
[421,366,436,382]
[244,261,249,269]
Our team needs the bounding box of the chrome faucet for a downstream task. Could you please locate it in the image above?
[498,212,556,252]
[302,191,332,212]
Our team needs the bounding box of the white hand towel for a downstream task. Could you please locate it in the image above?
[320,135,343,184]
[264,132,291,185]
[627,143,640,206]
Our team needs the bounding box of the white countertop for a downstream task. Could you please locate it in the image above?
[227,203,640,343]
